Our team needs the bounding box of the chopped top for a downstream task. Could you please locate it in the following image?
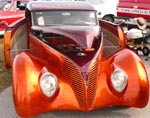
[26,1,97,11]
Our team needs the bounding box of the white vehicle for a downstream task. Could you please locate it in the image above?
[93,0,119,22]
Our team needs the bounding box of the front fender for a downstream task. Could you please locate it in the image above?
[12,52,42,115]
[95,49,149,108]
[114,49,149,106]
[12,52,80,116]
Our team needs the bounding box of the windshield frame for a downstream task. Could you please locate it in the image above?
[32,10,98,27]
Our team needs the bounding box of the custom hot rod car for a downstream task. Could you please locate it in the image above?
[4,1,149,117]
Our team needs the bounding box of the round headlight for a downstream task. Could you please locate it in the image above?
[40,72,58,97]
[111,68,128,92]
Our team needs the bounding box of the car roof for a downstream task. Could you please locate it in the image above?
[26,1,97,11]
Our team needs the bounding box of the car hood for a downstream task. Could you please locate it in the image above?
[31,25,100,48]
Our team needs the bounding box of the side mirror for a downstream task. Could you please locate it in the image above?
[0,21,8,27]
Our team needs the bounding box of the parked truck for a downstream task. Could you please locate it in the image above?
[117,0,150,21]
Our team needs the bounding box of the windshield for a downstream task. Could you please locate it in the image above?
[0,1,11,11]
[33,10,97,26]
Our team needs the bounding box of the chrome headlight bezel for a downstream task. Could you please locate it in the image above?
[40,72,58,97]
[111,68,128,93]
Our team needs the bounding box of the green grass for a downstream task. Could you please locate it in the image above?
[0,37,12,92]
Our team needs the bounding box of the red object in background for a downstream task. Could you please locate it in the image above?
[117,0,150,20]
[0,0,31,35]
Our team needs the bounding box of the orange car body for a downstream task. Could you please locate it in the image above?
[4,1,149,117]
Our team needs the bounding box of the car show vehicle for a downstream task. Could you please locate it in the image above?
[3,1,149,117]
[0,0,31,35]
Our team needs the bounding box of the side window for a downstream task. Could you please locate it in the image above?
[102,28,120,57]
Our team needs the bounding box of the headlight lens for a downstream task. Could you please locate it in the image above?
[111,68,128,92]
[40,72,58,97]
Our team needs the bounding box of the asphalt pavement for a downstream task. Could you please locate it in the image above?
[0,56,150,118]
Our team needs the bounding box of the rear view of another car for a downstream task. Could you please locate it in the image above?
[0,0,31,35]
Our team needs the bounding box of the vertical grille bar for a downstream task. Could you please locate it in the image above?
[87,59,99,109]
[63,58,86,110]
[63,57,99,111]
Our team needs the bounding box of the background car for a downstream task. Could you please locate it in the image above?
[117,0,150,21]
[94,0,119,22]
[87,0,119,22]
[4,1,149,117]
[0,0,31,35]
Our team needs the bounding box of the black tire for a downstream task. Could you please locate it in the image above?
[142,46,150,56]
[103,15,114,22]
